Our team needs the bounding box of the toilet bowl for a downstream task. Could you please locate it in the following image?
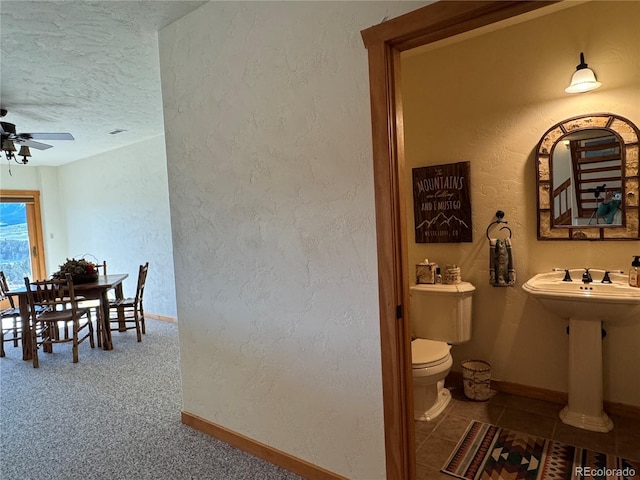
[412,338,453,421]
[410,282,475,421]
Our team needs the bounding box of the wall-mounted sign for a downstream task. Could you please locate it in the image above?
[412,161,472,243]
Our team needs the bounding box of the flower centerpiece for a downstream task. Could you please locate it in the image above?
[53,258,98,284]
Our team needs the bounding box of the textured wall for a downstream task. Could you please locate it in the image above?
[58,136,177,318]
[402,1,640,405]
[158,2,425,478]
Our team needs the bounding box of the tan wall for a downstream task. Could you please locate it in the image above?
[401,1,640,405]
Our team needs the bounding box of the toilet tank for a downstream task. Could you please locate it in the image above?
[409,282,475,344]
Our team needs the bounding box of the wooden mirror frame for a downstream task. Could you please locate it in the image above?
[536,113,640,240]
[360,2,560,479]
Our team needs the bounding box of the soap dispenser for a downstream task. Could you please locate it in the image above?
[630,256,640,288]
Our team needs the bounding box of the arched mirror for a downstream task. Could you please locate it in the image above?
[535,113,640,240]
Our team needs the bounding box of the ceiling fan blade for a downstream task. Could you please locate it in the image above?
[0,121,15,135]
[15,138,54,150]
[20,132,75,141]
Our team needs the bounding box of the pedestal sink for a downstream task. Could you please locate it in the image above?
[522,269,640,432]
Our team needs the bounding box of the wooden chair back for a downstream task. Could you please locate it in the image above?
[135,263,149,305]
[25,274,81,317]
[0,271,16,309]
[95,261,107,276]
[24,273,95,366]
[1,271,21,357]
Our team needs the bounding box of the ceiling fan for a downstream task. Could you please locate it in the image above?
[1,108,74,164]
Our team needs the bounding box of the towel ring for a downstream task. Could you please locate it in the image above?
[499,225,513,238]
[485,210,512,239]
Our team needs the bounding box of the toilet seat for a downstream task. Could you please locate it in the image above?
[412,339,451,369]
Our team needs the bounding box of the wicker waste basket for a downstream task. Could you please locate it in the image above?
[461,360,492,401]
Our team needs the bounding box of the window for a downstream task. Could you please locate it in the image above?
[0,190,46,291]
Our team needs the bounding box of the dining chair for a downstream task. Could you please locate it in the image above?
[95,260,107,276]
[108,262,149,342]
[0,271,21,358]
[24,273,95,367]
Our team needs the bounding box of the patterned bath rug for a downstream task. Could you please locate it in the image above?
[441,420,640,480]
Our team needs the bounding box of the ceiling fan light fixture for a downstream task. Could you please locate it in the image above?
[2,138,17,164]
[1,110,76,170]
[18,145,32,164]
[2,138,16,152]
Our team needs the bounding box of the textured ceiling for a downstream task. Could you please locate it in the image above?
[0,0,207,166]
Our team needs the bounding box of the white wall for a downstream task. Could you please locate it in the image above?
[158,2,425,478]
[402,1,640,406]
[58,136,177,318]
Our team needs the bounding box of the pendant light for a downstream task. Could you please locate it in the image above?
[565,52,601,94]
[18,145,32,164]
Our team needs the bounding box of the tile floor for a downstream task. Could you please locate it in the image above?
[414,382,640,480]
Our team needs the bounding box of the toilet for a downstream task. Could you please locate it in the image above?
[410,282,475,421]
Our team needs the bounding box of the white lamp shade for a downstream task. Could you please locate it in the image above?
[565,67,601,94]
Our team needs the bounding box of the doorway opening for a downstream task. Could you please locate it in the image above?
[360,2,561,479]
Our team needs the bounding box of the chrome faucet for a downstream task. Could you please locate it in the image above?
[582,268,593,284]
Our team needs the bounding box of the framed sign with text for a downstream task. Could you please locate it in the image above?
[412,161,472,243]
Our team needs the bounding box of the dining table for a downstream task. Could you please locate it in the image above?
[6,273,128,360]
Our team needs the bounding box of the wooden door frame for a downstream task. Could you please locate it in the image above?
[360,2,560,479]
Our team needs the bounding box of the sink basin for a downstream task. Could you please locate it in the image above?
[522,269,640,321]
[523,268,640,433]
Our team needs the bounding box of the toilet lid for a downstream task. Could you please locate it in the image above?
[412,339,450,368]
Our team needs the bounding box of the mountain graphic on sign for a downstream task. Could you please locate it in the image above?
[416,212,469,230]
